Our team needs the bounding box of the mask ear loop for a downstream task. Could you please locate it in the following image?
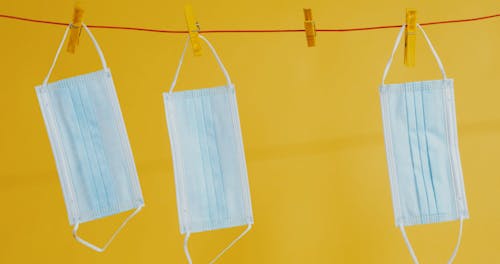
[399,217,464,264]
[381,23,447,86]
[381,25,406,86]
[448,217,464,264]
[399,225,419,264]
[43,25,71,86]
[209,224,252,264]
[183,224,252,264]
[43,23,109,87]
[416,24,447,80]
[168,34,233,95]
[72,205,143,252]
[184,232,193,264]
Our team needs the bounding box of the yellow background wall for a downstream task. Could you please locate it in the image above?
[1,0,499,263]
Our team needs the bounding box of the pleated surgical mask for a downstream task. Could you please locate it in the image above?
[379,25,469,264]
[36,24,144,252]
[163,36,254,264]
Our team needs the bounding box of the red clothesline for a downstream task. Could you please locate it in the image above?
[0,13,498,34]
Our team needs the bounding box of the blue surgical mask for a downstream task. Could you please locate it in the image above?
[36,24,144,252]
[380,25,469,264]
[164,35,254,264]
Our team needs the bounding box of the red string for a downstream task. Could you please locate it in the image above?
[0,14,67,26]
[0,13,498,34]
[420,13,500,26]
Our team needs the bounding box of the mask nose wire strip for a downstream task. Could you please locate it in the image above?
[399,218,464,264]
[448,218,464,264]
[72,205,144,252]
[183,224,253,264]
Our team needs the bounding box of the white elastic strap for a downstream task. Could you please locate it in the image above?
[209,224,252,264]
[184,232,193,264]
[183,224,252,264]
[169,37,190,94]
[43,25,71,86]
[399,218,464,264]
[447,218,464,264]
[82,24,108,70]
[168,34,232,94]
[416,24,447,79]
[382,25,406,85]
[72,205,143,252]
[382,24,447,85]
[399,225,420,264]
[43,23,108,86]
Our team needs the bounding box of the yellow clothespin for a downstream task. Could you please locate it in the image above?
[404,9,417,67]
[67,2,84,54]
[184,4,202,56]
[303,8,316,47]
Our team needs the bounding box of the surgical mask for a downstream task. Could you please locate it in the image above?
[163,35,254,264]
[36,24,144,252]
[379,24,469,263]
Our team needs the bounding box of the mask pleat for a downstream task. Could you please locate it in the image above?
[204,95,229,223]
[437,85,459,218]
[188,97,213,225]
[74,83,111,217]
[418,84,440,216]
[56,87,93,218]
[196,96,216,224]
[403,85,425,220]
[66,86,102,217]
[43,89,79,222]
[412,83,435,221]
[226,89,249,220]
[96,82,130,211]
[83,84,118,214]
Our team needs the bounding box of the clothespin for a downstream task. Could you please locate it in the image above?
[303,8,316,47]
[404,9,417,67]
[67,2,84,54]
[184,4,202,56]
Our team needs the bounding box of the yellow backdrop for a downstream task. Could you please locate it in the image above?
[1,0,499,263]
